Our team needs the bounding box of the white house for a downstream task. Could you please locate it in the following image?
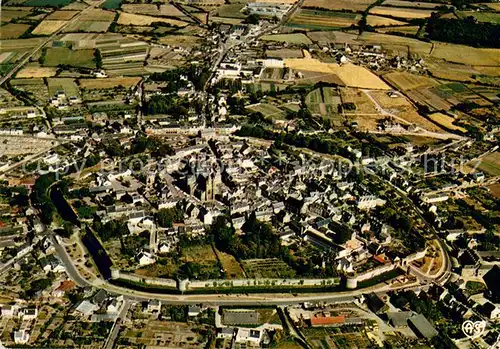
[147,299,161,313]
[188,305,201,317]
[107,298,122,314]
[14,330,29,344]
[0,305,18,318]
[136,251,156,266]
[235,328,261,345]
[20,308,38,321]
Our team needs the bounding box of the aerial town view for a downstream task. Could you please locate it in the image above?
[0,0,499,347]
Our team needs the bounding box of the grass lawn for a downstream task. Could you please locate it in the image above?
[457,11,500,24]
[246,103,287,120]
[465,281,486,295]
[47,78,79,97]
[43,47,95,68]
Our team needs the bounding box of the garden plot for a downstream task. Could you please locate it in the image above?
[242,258,296,278]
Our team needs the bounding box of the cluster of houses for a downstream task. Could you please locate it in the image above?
[81,137,429,280]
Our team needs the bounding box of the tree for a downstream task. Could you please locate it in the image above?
[244,14,260,25]
[156,207,184,228]
[94,49,103,69]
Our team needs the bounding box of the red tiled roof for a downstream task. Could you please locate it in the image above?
[56,280,76,292]
[310,315,345,326]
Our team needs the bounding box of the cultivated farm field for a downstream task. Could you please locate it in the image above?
[384,71,438,91]
[121,4,158,15]
[366,15,407,26]
[215,3,246,18]
[0,9,31,22]
[266,49,303,59]
[306,87,343,125]
[0,23,30,39]
[475,152,500,176]
[45,10,79,20]
[285,58,391,90]
[78,77,141,89]
[80,8,116,21]
[428,113,467,132]
[43,47,95,68]
[382,0,443,8]
[63,20,111,32]
[23,0,72,6]
[118,12,188,27]
[31,20,67,35]
[370,7,434,19]
[261,33,313,45]
[288,9,361,29]
[340,87,378,114]
[159,4,187,17]
[302,0,373,12]
[16,66,57,78]
[431,43,500,66]
[377,25,420,35]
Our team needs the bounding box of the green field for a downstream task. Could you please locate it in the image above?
[261,33,313,45]
[457,11,500,24]
[43,47,96,68]
[101,0,122,9]
[246,103,287,120]
[47,78,80,97]
[476,152,500,176]
[216,4,246,19]
[306,87,343,126]
[247,83,290,93]
[23,0,72,7]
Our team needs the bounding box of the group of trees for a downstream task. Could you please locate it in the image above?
[236,125,354,159]
[92,218,130,242]
[31,173,57,224]
[426,14,500,48]
[210,215,284,261]
[102,135,174,159]
[209,215,338,278]
[156,207,184,228]
[94,49,103,69]
[0,185,29,208]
